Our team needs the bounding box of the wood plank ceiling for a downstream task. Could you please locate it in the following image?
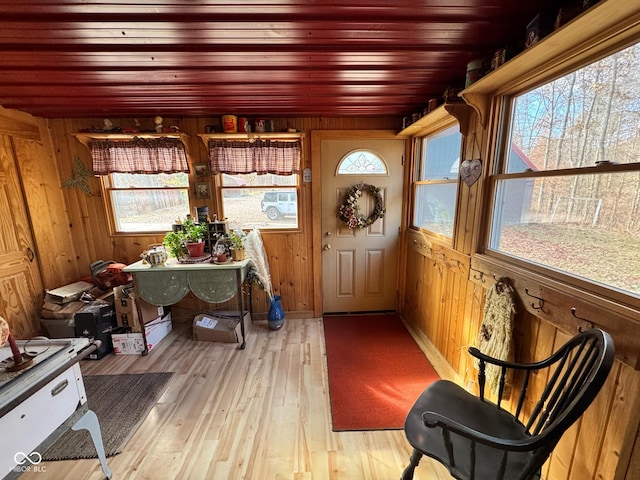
[0,0,559,119]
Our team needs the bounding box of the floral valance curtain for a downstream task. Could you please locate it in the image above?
[207,139,301,175]
[89,137,190,175]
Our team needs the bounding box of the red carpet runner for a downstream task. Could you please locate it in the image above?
[323,314,439,431]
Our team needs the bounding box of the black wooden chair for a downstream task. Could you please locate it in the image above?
[401,328,614,480]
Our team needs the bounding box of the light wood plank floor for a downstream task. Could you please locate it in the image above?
[22,316,451,480]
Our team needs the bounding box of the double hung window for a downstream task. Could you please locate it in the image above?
[208,137,302,230]
[104,172,189,233]
[89,136,191,234]
[412,123,462,239]
[489,41,640,299]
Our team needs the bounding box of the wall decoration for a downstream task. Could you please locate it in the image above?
[193,163,211,176]
[460,159,482,187]
[338,183,385,229]
[62,156,96,196]
[475,277,515,396]
[196,182,210,199]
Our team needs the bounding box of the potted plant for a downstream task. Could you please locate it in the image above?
[228,230,246,261]
[182,217,207,258]
[163,230,187,259]
[212,237,231,263]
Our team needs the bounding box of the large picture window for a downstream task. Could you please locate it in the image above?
[412,123,462,238]
[490,41,640,298]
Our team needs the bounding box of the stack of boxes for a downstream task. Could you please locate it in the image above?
[111,285,172,355]
[40,281,110,339]
[39,281,173,359]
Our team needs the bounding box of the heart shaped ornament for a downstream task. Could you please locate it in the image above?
[460,159,482,187]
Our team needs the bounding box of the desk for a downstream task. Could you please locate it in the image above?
[0,338,111,479]
[124,259,251,349]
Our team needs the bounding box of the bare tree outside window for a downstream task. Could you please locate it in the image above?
[490,42,640,297]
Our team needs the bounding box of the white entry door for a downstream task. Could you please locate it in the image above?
[321,136,404,313]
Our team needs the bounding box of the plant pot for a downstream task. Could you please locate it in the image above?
[267,295,285,330]
[186,241,205,258]
[231,247,245,261]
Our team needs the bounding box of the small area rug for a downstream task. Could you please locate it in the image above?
[323,314,439,431]
[43,372,174,460]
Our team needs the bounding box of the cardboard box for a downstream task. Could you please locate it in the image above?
[192,311,249,343]
[112,312,173,355]
[40,317,76,339]
[41,300,86,320]
[44,281,94,304]
[41,288,114,320]
[113,285,164,332]
[74,301,116,329]
[85,339,113,360]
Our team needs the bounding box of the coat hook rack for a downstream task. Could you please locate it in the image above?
[570,307,595,332]
[524,288,544,311]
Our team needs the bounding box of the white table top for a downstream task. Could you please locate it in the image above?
[123,258,250,272]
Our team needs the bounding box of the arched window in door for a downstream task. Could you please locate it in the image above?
[336,149,388,175]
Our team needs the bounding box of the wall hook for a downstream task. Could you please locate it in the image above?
[525,288,544,311]
[471,269,486,283]
[494,276,512,294]
[571,307,595,332]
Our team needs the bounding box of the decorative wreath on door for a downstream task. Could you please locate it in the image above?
[338,183,385,229]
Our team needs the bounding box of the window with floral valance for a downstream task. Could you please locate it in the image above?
[89,137,190,175]
[207,139,301,175]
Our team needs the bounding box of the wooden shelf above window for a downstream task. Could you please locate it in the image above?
[397,105,451,137]
[398,102,473,138]
[460,0,640,126]
[197,132,305,149]
[72,132,189,149]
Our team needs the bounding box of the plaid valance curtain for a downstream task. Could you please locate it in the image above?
[89,137,190,175]
[207,139,301,175]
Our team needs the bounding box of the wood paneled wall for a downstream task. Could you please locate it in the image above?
[398,106,640,479]
[45,115,398,317]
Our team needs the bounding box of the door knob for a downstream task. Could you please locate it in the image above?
[323,244,331,251]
